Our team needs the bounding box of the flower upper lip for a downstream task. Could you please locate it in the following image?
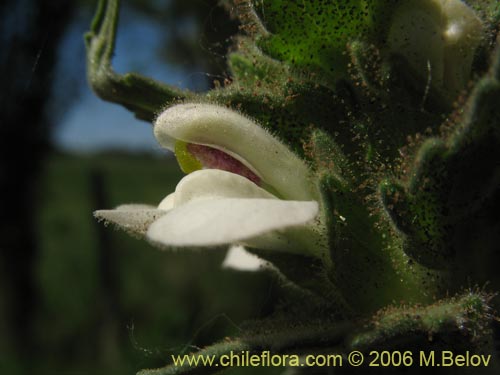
[154,103,319,202]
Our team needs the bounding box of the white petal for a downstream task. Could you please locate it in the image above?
[94,204,167,236]
[222,246,267,271]
[154,103,317,201]
[158,193,175,210]
[146,198,318,251]
[174,169,276,206]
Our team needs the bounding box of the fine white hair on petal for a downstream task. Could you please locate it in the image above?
[116,204,157,210]
[222,245,268,271]
[94,204,167,236]
[154,103,317,201]
[146,198,318,249]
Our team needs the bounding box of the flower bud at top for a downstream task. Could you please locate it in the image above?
[387,0,484,97]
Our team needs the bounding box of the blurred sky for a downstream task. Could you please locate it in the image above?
[51,4,207,153]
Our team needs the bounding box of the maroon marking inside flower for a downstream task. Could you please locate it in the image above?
[187,143,261,185]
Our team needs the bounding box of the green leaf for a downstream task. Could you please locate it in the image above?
[250,0,395,88]
[228,37,290,88]
[350,291,495,351]
[248,248,352,315]
[321,172,445,312]
[349,40,450,113]
[468,0,500,24]
[346,41,452,161]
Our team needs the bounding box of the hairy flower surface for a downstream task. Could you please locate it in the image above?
[95,104,325,258]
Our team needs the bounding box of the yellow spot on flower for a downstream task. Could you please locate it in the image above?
[175,141,202,174]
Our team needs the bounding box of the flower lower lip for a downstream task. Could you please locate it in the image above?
[186,143,261,185]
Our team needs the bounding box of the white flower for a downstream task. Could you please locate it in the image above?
[95,103,326,259]
[388,0,484,96]
[222,245,269,271]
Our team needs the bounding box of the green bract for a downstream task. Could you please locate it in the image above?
[86,0,500,374]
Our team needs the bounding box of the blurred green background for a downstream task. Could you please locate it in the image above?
[0,1,280,373]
